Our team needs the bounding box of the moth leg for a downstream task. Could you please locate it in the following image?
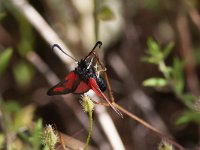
[94,63,107,77]
[92,100,110,106]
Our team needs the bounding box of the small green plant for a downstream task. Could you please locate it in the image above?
[42,125,58,150]
[143,38,199,125]
[158,139,173,150]
[81,94,94,150]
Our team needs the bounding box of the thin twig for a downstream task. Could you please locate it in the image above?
[108,53,185,149]
[113,103,185,150]
[92,48,185,149]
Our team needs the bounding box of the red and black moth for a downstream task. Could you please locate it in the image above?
[47,41,123,117]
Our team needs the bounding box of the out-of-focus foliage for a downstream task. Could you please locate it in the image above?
[0,48,13,75]
[0,100,43,150]
[97,6,115,21]
[1,0,34,56]
[0,12,6,20]
[13,60,35,88]
[17,119,43,150]
[170,58,185,95]
[143,77,167,87]
[176,110,200,125]
[143,39,199,125]
[143,38,174,65]
[0,100,34,132]
[29,119,43,150]
[0,134,5,149]
[1,0,35,88]
[144,0,160,11]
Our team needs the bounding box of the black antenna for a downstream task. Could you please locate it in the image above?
[52,44,78,62]
[84,41,103,61]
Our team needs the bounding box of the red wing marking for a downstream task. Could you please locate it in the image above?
[73,81,90,94]
[47,71,79,95]
[88,78,123,117]
[87,78,104,98]
[64,71,78,89]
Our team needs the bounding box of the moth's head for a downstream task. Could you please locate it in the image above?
[78,59,87,69]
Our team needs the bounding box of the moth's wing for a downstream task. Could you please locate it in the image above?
[47,71,79,95]
[87,78,104,98]
[73,81,90,94]
[88,78,123,117]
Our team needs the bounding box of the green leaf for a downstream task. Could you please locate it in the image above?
[159,64,172,77]
[147,38,161,55]
[143,78,167,87]
[18,118,43,148]
[176,110,200,125]
[142,56,159,64]
[31,119,43,149]
[13,60,34,87]
[97,6,115,21]
[163,42,174,59]
[145,38,164,64]
[171,58,185,94]
[173,81,184,95]
[0,48,13,75]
